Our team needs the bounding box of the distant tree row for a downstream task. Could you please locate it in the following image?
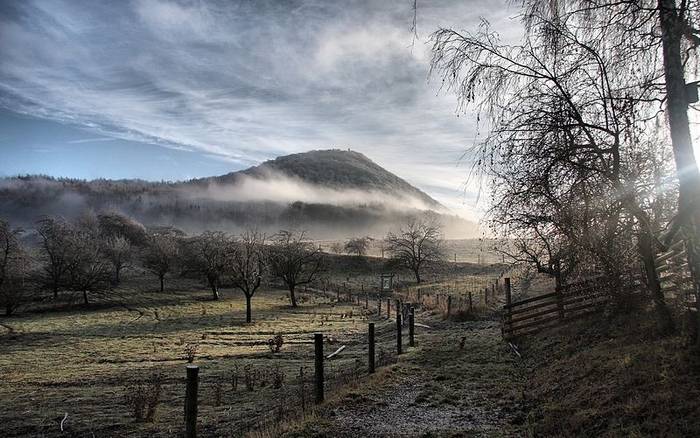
[0,211,443,319]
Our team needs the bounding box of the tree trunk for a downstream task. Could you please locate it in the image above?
[159,274,164,293]
[5,304,13,316]
[53,284,58,299]
[658,0,700,342]
[245,294,252,323]
[211,284,219,300]
[639,230,676,335]
[83,290,89,306]
[414,268,421,284]
[289,285,297,307]
[114,267,120,285]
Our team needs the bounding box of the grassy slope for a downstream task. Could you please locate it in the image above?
[519,313,700,437]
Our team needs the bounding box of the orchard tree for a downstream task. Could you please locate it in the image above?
[103,235,133,285]
[186,231,235,300]
[66,216,111,306]
[344,236,371,257]
[268,230,323,307]
[97,212,147,245]
[142,227,183,292]
[386,214,444,283]
[36,216,74,298]
[0,220,29,316]
[229,230,266,323]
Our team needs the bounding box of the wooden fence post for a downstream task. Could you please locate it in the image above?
[484,287,489,305]
[446,295,452,318]
[368,323,375,373]
[387,298,391,318]
[185,365,199,438]
[336,289,340,302]
[556,285,565,320]
[396,307,403,355]
[365,293,368,309]
[377,297,381,315]
[314,333,324,404]
[409,307,415,347]
[468,291,473,311]
[504,277,512,327]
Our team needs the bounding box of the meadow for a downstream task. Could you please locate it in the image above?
[0,277,403,437]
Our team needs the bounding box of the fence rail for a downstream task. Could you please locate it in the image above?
[502,274,643,340]
[654,240,698,312]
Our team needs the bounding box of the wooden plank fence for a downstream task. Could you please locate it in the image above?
[502,235,700,341]
[654,240,698,312]
[502,274,644,340]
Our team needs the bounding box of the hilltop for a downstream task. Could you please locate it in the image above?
[0,149,475,238]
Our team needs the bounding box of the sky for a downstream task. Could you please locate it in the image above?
[0,0,524,221]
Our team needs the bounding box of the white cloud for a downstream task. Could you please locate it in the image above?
[0,0,523,221]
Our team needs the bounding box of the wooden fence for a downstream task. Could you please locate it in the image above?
[183,285,425,438]
[396,275,514,318]
[502,274,644,340]
[655,240,698,312]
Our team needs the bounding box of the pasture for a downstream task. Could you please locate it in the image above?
[0,278,400,437]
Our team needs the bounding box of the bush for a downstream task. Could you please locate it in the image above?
[183,343,199,363]
[268,334,284,353]
[125,372,162,422]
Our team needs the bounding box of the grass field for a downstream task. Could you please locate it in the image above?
[0,277,403,437]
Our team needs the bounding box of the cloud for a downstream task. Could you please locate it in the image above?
[0,0,522,220]
[191,169,441,212]
[67,137,118,144]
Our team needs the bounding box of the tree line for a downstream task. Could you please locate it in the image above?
[0,211,444,321]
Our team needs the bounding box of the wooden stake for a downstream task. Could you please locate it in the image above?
[184,365,199,438]
[409,307,415,347]
[314,333,324,404]
[368,323,375,373]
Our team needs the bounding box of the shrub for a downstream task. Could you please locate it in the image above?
[184,343,199,363]
[268,334,284,353]
[125,372,162,422]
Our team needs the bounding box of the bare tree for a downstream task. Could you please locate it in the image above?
[97,212,147,245]
[511,0,700,335]
[66,217,112,306]
[229,230,266,323]
[386,214,444,283]
[142,228,182,292]
[185,231,235,300]
[430,11,677,332]
[0,220,29,316]
[330,241,344,255]
[103,235,133,285]
[344,237,371,257]
[268,230,323,307]
[36,216,74,298]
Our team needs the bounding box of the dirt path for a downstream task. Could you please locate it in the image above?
[288,313,527,437]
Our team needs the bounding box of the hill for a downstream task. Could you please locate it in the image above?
[0,149,476,238]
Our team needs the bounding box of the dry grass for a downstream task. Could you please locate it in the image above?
[0,277,397,437]
[519,312,700,437]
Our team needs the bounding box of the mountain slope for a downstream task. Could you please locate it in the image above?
[0,149,474,238]
[202,149,441,208]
